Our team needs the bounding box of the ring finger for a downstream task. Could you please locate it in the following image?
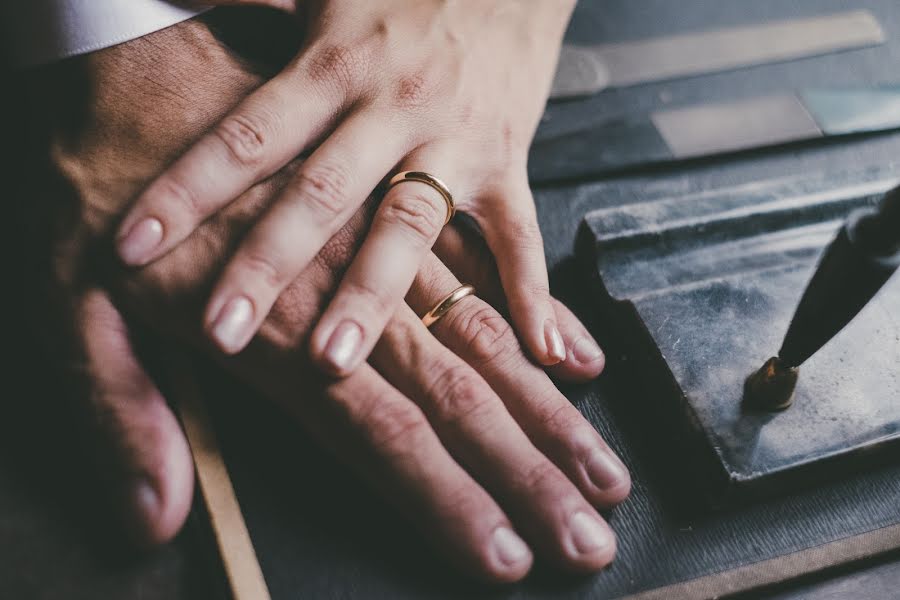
[309,146,459,376]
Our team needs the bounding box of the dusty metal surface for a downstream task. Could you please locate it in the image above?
[582,168,900,502]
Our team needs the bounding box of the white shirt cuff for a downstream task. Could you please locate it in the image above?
[2,1,207,68]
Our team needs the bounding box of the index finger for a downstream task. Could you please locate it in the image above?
[115,71,337,266]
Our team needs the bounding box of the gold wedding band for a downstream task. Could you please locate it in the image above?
[421,284,475,328]
[388,171,455,225]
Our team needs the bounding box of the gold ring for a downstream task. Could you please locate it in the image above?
[421,284,475,328]
[388,171,455,225]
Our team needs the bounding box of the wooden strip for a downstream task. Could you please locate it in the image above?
[170,361,272,600]
[619,523,900,600]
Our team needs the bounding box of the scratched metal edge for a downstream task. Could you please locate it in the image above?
[575,228,733,506]
[577,168,900,506]
[613,521,900,600]
[581,254,900,509]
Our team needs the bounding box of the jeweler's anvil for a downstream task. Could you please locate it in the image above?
[579,170,900,504]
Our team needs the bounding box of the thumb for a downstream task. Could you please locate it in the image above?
[77,289,194,547]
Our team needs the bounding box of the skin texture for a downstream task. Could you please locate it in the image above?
[116,0,578,378]
[14,14,629,582]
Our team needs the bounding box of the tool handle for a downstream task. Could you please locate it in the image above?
[778,186,900,368]
[848,185,900,263]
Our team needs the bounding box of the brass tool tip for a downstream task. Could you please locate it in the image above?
[743,357,799,412]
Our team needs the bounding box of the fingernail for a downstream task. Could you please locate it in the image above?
[210,296,254,353]
[125,478,160,545]
[586,449,628,491]
[572,337,604,364]
[569,511,612,555]
[491,526,532,568]
[117,218,163,265]
[544,320,566,363]
[323,321,363,374]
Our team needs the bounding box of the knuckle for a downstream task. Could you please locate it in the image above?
[519,459,565,495]
[238,250,286,290]
[305,44,368,94]
[153,175,202,218]
[542,401,587,434]
[438,484,506,537]
[446,303,522,369]
[442,482,490,519]
[427,363,495,425]
[291,162,352,220]
[392,73,433,108]
[526,396,604,467]
[358,397,430,456]
[213,113,268,169]
[379,190,445,245]
[535,401,588,448]
[341,277,391,317]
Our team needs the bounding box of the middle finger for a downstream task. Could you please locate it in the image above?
[371,304,617,571]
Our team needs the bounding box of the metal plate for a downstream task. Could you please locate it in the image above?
[581,170,900,502]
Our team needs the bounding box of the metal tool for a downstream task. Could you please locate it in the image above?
[530,86,900,183]
[746,185,900,410]
[550,11,885,99]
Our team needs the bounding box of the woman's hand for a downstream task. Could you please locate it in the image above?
[115,0,577,375]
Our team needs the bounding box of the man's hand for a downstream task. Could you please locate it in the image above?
[16,13,629,581]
